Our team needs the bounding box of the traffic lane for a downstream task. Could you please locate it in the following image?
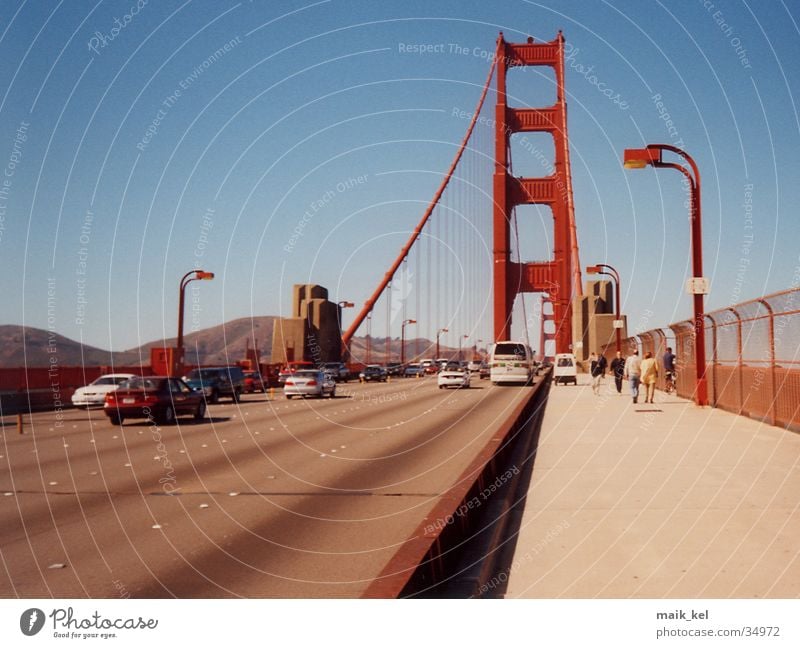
[0,380,421,493]
[0,380,526,541]
[1,380,537,597]
[0,491,437,597]
[0,378,501,500]
[0,380,534,546]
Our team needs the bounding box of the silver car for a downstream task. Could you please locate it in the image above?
[284,370,336,399]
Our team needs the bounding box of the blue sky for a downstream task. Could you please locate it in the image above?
[1,0,798,353]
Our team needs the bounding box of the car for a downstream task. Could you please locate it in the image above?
[421,359,438,375]
[479,362,490,379]
[490,341,534,385]
[243,371,266,393]
[438,366,471,389]
[360,365,388,382]
[284,370,336,399]
[467,360,483,373]
[104,376,206,425]
[183,366,246,403]
[404,363,424,378]
[278,361,314,384]
[553,353,578,385]
[71,373,137,408]
[386,362,404,377]
[322,362,351,382]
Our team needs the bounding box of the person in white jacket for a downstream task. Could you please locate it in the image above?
[624,350,642,404]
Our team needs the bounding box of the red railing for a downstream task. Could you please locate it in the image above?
[615,287,800,432]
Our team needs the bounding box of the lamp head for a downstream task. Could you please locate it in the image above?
[586,265,602,274]
[623,147,660,169]
[195,271,214,280]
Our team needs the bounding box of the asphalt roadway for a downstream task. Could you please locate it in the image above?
[0,376,539,598]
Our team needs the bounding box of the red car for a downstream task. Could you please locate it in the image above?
[104,376,206,425]
[243,371,266,393]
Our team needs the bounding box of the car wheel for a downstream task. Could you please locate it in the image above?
[286,394,293,400]
[195,401,207,420]
[232,389,241,403]
[330,386,336,398]
[160,405,176,425]
[210,389,219,404]
[109,413,123,425]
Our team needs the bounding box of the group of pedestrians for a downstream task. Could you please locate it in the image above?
[588,347,676,405]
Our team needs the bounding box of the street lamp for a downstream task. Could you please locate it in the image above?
[177,269,214,376]
[401,319,416,365]
[365,312,372,365]
[436,328,448,359]
[586,263,622,353]
[337,301,354,361]
[459,334,469,361]
[623,144,708,406]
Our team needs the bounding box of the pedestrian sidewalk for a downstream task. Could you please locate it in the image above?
[504,373,800,598]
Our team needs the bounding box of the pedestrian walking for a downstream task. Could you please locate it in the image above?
[590,351,607,395]
[624,349,642,404]
[609,351,625,394]
[640,351,659,404]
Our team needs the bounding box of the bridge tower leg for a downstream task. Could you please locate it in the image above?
[538,296,556,364]
[493,32,581,353]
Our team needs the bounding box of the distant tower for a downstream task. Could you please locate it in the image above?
[493,32,582,352]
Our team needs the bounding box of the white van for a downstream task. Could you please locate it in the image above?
[553,353,578,385]
[490,341,533,385]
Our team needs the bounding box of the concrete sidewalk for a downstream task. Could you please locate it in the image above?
[504,373,800,598]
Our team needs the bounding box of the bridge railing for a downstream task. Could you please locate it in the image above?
[618,287,800,432]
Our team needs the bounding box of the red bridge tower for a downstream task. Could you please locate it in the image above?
[493,32,582,352]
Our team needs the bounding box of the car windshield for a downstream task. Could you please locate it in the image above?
[120,377,162,390]
[294,370,320,377]
[557,357,573,367]
[494,343,526,359]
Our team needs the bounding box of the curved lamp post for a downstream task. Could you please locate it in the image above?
[623,144,708,406]
[177,269,214,376]
[436,327,448,359]
[401,319,416,365]
[586,263,622,353]
[337,301,354,362]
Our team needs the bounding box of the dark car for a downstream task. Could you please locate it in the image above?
[322,362,351,382]
[359,365,387,382]
[183,366,246,403]
[104,376,206,425]
[386,362,404,377]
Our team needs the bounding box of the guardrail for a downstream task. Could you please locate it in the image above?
[362,368,551,597]
[612,287,800,432]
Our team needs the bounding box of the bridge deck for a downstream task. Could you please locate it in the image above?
[504,374,800,598]
[0,377,535,598]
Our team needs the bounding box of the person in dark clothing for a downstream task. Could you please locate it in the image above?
[590,351,608,395]
[663,346,677,392]
[609,351,625,394]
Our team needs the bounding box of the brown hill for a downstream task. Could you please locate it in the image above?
[0,317,475,368]
[0,325,135,367]
[0,317,278,368]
